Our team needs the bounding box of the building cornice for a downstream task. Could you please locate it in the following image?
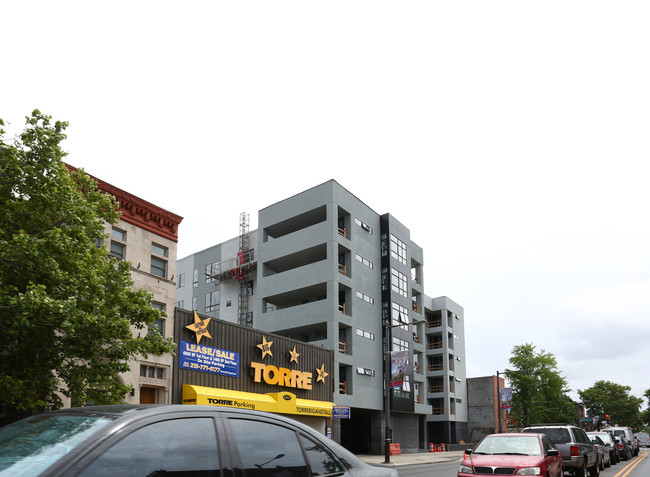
[65,164,183,243]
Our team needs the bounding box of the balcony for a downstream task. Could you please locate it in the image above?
[338,341,348,354]
[339,381,347,394]
[427,341,443,350]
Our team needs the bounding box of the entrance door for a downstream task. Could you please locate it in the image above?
[140,387,156,404]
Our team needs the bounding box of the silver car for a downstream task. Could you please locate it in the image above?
[0,405,399,477]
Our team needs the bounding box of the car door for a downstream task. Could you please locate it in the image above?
[223,415,347,477]
[541,436,562,477]
[69,415,225,477]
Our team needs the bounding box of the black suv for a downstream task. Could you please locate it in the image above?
[522,424,599,477]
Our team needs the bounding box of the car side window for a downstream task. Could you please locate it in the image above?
[300,434,344,475]
[576,429,590,444]
[77,417,220,477]
[542,436,553,453]
[228,418,309,477]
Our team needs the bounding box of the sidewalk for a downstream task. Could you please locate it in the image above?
[357,450,465,466]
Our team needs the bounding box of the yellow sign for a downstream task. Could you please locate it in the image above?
[185,311,212,344]
[316,364,328,383]
[288,346,300,363]
[251,361,313,390]
[182,384,333,417]
[257,336,273,359]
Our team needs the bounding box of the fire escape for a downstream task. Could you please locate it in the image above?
[207,212,257,327]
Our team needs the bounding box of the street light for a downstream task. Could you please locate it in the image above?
[383,316,425,464]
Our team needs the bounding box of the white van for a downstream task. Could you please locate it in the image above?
[608,427,639,456]
[635,432,650,447]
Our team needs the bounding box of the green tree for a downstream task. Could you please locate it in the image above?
[0,111,175,418]
[578,381,642,428]
[505,343,578,428]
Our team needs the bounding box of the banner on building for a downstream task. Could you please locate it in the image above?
[390,350,409,388]
[500,387,513,410]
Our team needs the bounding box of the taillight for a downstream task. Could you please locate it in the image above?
[618,443,624,449]
[570,445,579,456]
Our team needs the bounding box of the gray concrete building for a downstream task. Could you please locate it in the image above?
[176,180,468,453]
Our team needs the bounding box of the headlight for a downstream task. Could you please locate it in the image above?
[458,464,474,473]
[516,468,541,476]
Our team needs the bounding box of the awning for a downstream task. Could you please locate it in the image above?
[182,384,333,418]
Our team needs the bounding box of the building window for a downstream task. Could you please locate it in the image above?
[150,244,168,278]
[149,302,165,337]
[140,364,165,380]
[193,269,199,288]
[109,228,126,260]
[356,367,375,377]
[355,290,374,305]
[356,328,375,340]
[176,273,185,288]
[391,268,408,297]
[355,253,373,269]
[192,296,198,310]
[390,234,407,265]
[391,302,409,330]
[354,217,373,234]
[175,300,184,309]
[205,262,219,283]
[392,337,409,351]
[205,290,220,312]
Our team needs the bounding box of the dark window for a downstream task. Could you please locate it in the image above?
[229,418,309,477]
[150,256,167,278]
[109,241,125,260]
[301,435,344,475]
[78,418,219,476]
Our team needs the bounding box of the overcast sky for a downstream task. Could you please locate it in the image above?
[3,1,649,404]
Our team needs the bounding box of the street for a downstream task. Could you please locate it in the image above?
[394,448,650,477]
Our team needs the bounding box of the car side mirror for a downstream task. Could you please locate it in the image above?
[465,449,473,455]
[547,449,560,457]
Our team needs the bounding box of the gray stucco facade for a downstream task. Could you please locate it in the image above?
[175,180,468,453]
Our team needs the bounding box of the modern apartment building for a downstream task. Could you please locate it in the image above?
[176,180,467,453]
[68,165,183,406]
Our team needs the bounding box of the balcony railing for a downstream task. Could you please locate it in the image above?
[337,227,347,238]
[338,341,348,354]
[427,319,442,328]
[427,342,443,350]
[428,363,443,372]
[428,385,444,393]
[338,303,346,314]
[338,263,347,275]
[339,381,347,394]
[432,407,445,415]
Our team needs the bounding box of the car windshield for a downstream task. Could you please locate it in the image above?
[0,413,114,476]
[590,434,611,444]
[474,435,542,456]
[525,427,571,444]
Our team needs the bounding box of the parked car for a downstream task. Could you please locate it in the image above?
[587,431,618,465]
[614,435,633,461]
[586,433,611,469]
[607,426,639,456]
[0,404,400,477]
[459,433,563,477]
[634,432,650,447]
[522,424,598,477]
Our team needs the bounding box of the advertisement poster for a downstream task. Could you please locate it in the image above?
[179,340,240,377]
[390,350,409,388]
[500,387,513,410]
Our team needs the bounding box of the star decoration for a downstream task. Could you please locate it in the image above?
[288,346,300,364]
[185,311,212,344]
[316,364,328,383]
[257,336,273,359]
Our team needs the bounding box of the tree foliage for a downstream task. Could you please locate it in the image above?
[0,110,175,416]
[505,343,578,428]
[578,381,642,429]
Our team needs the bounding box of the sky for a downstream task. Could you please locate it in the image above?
[3,1,649,404]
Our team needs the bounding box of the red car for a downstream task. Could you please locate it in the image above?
[459,433,563,477]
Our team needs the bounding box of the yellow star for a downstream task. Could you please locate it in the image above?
[257,336,273,359]
[185,310,212,344]
[316,364,328,383]
[289,346,300,364]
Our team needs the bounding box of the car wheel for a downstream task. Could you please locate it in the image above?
[574,462,587,477]
[599,455,604,471]
[605,455,611,468]
[588,458,600,477]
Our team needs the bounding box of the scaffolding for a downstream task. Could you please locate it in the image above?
[205,212,256,327]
